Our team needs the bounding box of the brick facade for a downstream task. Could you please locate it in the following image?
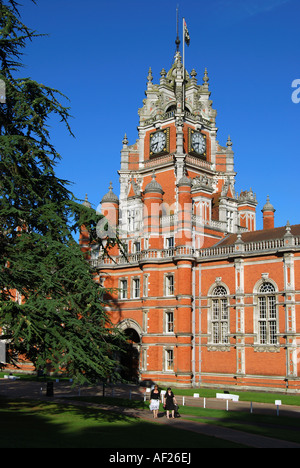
[87,52,300,392]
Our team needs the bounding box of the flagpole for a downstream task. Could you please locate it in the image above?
[182,17,185,77]
[175,5,180,52]
[182,17,185,113]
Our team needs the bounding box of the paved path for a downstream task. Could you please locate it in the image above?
[1,379,300,448]
[139,413,300,449]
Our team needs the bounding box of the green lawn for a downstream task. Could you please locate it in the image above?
[178,406,300,445]
[1,372,300,447]
[0,399,244,448]
[168,387,300,406]
[1,393,300,448]
[70,396,300,445]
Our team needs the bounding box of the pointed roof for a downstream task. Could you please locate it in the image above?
[101,182,119,204]
[82,193,91,208]
[262,195,275,212]
[178,175,192,187]
[144,171,164,194]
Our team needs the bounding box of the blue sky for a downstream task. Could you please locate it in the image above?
[18,0,300,230]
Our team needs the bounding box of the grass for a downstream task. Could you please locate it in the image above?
[178,405,300,445]
[0,398,244,448]
[1,395,299,448]
[0,371,69,382]
[68,395,300,445]
[164,387,300,407]
[1,371,300,447]
[1,391,300,447]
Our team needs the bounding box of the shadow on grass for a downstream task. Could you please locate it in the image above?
[0,398,244,448]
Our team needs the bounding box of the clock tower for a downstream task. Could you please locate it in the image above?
[117,50,257,249]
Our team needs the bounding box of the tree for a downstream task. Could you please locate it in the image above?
[0,0,124,385]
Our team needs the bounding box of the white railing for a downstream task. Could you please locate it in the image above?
[244,238,285,252]
[161,214,228,231]
[199,236,300,259]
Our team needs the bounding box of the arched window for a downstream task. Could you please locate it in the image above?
[211,285,229,344]
[258,282,277,345]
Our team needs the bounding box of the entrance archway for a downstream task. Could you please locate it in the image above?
[118,320,142,383]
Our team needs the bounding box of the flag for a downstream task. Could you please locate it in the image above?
[184,19,190,46]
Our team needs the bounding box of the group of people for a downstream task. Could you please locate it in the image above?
[149,385,178,419]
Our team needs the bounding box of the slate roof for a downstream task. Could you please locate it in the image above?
[214,224,300,247]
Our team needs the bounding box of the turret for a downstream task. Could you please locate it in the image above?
[262,196,275,230]
[100,182,119,231]
[177,175,192,247]
[238,189,258,232]
[143,172,164,250]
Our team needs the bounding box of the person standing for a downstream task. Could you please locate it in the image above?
[149,385,160,419]
[164,387,177,419]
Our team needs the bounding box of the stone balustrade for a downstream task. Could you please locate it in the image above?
[91,234,300,268]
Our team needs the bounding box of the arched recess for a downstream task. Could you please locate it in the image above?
[165,103,192,114]
[117,319,143,383]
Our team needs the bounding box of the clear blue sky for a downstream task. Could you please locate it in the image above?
[18,0,300,230]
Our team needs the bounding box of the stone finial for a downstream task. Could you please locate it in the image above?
[147,67,153,84]
[160,68,167,85]
[122,133,128,145]
[226,135,233,148]
[203,68,209,86]
[190,68,197,83]
[285,220,291,234]
[284,220,294,246]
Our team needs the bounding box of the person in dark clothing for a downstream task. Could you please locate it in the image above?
[163,387,177,419]
[149,385,160,418]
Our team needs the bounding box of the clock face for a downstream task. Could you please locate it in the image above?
[191,131,206,155]
[150,131,166,154]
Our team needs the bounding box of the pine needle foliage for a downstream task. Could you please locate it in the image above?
[0,0,125,385]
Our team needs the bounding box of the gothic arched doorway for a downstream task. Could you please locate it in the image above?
[118,320,142,383]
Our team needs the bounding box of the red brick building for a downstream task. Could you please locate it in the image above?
[84,50,300,392]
